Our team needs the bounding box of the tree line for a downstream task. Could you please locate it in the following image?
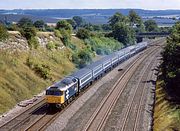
[161,22,180,101]
[0,10,171,43]
[0,10,172,69]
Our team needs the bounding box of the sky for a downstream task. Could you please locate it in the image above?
[0,0,180,10]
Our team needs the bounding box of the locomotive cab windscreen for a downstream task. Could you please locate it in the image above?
[46,87,63,96]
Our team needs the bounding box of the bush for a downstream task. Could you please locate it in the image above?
[18,18,39,49]
[34,64,51,79]
[54,30,62,38]
[46,41,56,50]
[27,37,39,49]
[56,20,72,33]
[72,49,92,68]
[76,28,90,39]
[18,17,33,28]
[59,29,71,46]
[96,48,104,55]
[0,24,9,41]
[7,24,19,31]
[26,58,51,79]
[20,26,37,40]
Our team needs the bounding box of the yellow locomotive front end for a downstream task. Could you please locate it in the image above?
[46,87,65,104]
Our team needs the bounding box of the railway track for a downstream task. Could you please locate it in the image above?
[82,40,164,131]
[0,98,46,131]
[0,39,165,131]
[120,50,161,131]
[133,53,160,131]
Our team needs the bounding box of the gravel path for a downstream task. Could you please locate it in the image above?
[46,53,140,131]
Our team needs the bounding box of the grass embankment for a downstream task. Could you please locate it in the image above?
[154,78,180,131]
[0,47,75,114]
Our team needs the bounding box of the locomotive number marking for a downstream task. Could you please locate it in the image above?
[66,89,69,99]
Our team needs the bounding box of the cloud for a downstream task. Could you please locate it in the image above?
[0,0,179,9]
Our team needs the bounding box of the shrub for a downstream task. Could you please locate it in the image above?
[56,20,72,33]
[46,41,56,50]
[26,58,51,79]
[27,37,39,49]
[59,29,71,46]
[18,17,33,28]
[96,48,104,55]
[20,26,37,40]
[76,28,90,39]
[34,64,51,79]
[20,26,39,49]
[72,49,92,68]
[54,30,62,38]
[7,24,19,31]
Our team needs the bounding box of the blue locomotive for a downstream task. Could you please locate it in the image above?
[45,42,147,108]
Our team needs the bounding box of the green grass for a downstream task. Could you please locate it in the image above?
[0,48,75,114]
[154,79,180,131]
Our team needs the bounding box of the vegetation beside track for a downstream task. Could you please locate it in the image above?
[154,22,180,131]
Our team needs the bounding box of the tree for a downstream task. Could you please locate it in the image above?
[0,24,8,41]
[73,16,84,27]
[144,20,158,32]
[72,49,92,68]
[128,10,145,33]
[20,26,38,49]
[161,22,180,98]
[66,19,77,29]
[83,23,94,31]
[92,25,102,31]
[108,12,127,27]
[55,20,72,46]
[20,26,37,40]
[18,17,33,28]
[128,10,142,26]
[7,24,19,31]
[18,18,38,49]
[101,24,111,31]
[112,22,135,45]
[34,20,45,30]
[76,28,90,39]
[56,20,72,32]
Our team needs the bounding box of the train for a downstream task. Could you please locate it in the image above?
[45,41,148,108]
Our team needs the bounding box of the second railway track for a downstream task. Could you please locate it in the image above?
[82,40,164,131]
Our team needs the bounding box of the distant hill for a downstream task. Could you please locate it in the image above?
[0,9,179,25]
[0,14,60,23]
[1,9,180,17]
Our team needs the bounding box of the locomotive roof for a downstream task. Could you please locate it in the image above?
[49,76,77,91]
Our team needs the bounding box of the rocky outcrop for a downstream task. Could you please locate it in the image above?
[0,31,65,52]
[36,32,64,48]
[0,31,29,52]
